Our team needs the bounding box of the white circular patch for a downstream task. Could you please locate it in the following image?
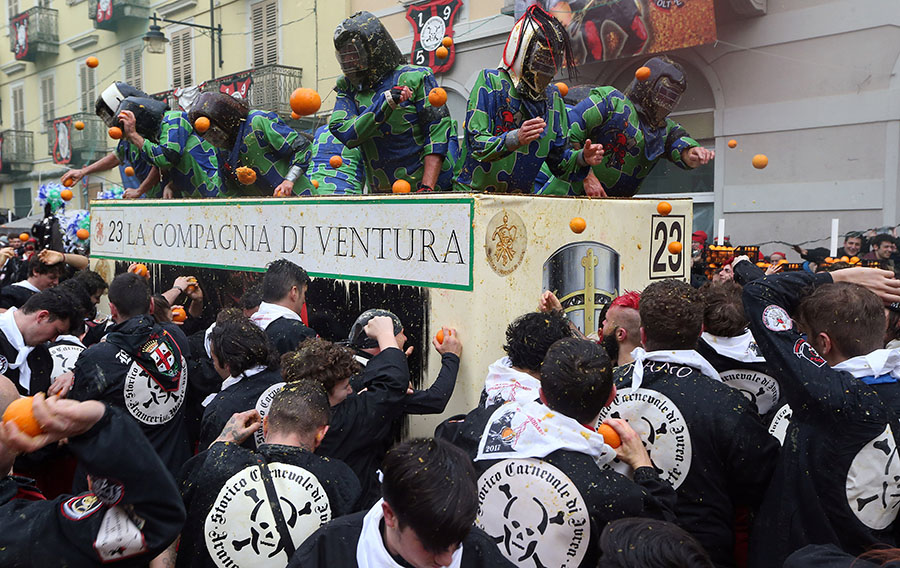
[597,388,693,489]
[254,382,285,447]
[420,16,446,51]
[476,459,589,568]
[762,305,793,332]
[122,355,187,425]
[720,369,780,415]
[0,354,9,375]
[49,343,84,380]
[205,463,332,567]
[846,423,900,530]
[767,404,793,446]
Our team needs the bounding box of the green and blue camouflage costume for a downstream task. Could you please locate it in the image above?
[115,139,160,197]
[537,86,698,197]
[329,65,457,192]
[303,124,365,196]
[454,69,588,193]
[138,110,223,198]
[220,110,314,197]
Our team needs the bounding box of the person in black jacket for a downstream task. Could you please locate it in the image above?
[172,380,361,567]
[0,384,185,567]
[603,279,778,567]
[0,255,65,309]
[597,517,714,568]
[292,438,514,568]
[445,337,676,568]
[249,259,316,355]
[198,309,283,451]
[70,273,192,480]
[743,267,900,566]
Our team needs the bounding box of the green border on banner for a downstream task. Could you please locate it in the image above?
[90,196,476,292]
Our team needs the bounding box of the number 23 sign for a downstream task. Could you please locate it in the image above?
[406,0,462,74]
[649,215,686,280]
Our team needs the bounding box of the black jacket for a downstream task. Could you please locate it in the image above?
[177,441,361,568]
[784,544,897,568]
[607,360,779,567]
[0,327,52,396]
[696,334,782,420]
[70,315,193,478]
[290,510,514,568]
[0,282,36,309]
[0,406,185,567]
[316,347,409,508]
[744,271,900,566]
[266,317,316,355]
[198,367,284,451]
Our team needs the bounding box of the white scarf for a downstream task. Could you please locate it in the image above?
[700,330,766,364]
[250,302,302,331]
[834,349,900,380]
[475,399,616,469]
[356,499,463,568]
[55,334,85,348]
[201,365,267,407]
[0,308,33,392]
[482,357,542,407]
[629,347,721,391]
[204,322,215,359]
[12,280,39,293]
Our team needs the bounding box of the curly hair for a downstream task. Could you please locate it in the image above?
[503,311,574,372]
[281,337,361,393]
[640,279,703,350]
[699,282,746,338]
[209,308,278,375]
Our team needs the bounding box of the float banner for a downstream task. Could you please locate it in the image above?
[89,197,474,291]
[514,0,716,64]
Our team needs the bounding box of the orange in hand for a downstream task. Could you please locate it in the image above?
[435,328,451,344]
[63,177,75,188]
[171,306,187,322]
[124,166,135,176]
[129,263,149,278]
[428,87,447,107]
[236,166,257,185]
[3,397,43,437]
[597,423,621,448]
[76,229,89,240]
[108,126,123,140]
[194,116,210,134]
[392,179,411,194]
[60,189,73,201]
[290,88,322,116]
[570,217,586,234]
[329,155,343,168]
[74,121,85,131]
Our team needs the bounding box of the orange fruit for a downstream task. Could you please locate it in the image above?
[329,155,343,168]
[290,88,321,116]
[840,256,849,262]
[597,423,621,448]
[311,179,319,189]
[194,116,210,134]
[171,306,187,322]
[60,189,73,201]
[392,179,411,194]
[569,217,586,234]
[18,233,28,242]
[657,201,672,216]
[728,139,737,148]
[129,263,149,277]
[63,177,75,188]
[236,166,256,185]
[435,328,451,344]
[441,36,453,48]
[752,154,768,169]
[635,66,651,81]
[555,82,569,97]
[291,111,300,120]
[85,56,99,68]
[76,228,89,240]
[124,166,135,176]
[668,241,683,254]
[74,121,85,131]
[108,126,123,140]
[428,87,447,107]
[435,46,449,59]
[3,397,43,437]
[850,256,860,263]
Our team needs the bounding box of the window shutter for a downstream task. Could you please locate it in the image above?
[251,0,277,68]
[41,76,54,132]
[12,86,24,130]
[124,46,142,91]
[251,2,264,68]
[264,0,277,65]
[172,29,193,88]
[8,0,18,22]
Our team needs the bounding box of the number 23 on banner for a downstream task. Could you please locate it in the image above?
[649,215,685,279]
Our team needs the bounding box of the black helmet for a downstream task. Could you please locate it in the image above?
[334,11,404,91]
[114,96,169,143]
[188,91,249,150]
[501,6,576,101]
[347,308,403,349]
[95,82,147,127]
[624,56,686,128]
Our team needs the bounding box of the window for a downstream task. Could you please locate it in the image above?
[7,0,18,22]
[251,0,277,68]
[123,44,142,91]
[171,28,193,88]
[79,65,96,113]
[40,74,54,132]
[10,84,24,130]
[13,187,31,218]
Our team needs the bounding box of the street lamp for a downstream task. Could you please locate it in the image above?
[142,12,223,80]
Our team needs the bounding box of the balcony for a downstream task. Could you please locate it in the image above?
[87,0,150,32]
[0,130,34,174]
[150,89,180,111]
[9,6,59,61]
[204,64,302,120]
[46,113,108,165]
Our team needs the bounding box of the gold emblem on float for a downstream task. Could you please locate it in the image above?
[485,210,527,276]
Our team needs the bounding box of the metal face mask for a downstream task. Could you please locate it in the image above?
[649,76,684,126]
[202,122,232,149]
[520,40,557,100]
[337,40,369,89]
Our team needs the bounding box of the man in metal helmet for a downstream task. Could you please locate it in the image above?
[118,96,224,198]
[538,56,714,198]
[188,91,314,197]
[61,82,160,196]
[329,11,458,192]
[455,5,604,193]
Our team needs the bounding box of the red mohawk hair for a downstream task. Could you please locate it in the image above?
[611,290,641,310]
